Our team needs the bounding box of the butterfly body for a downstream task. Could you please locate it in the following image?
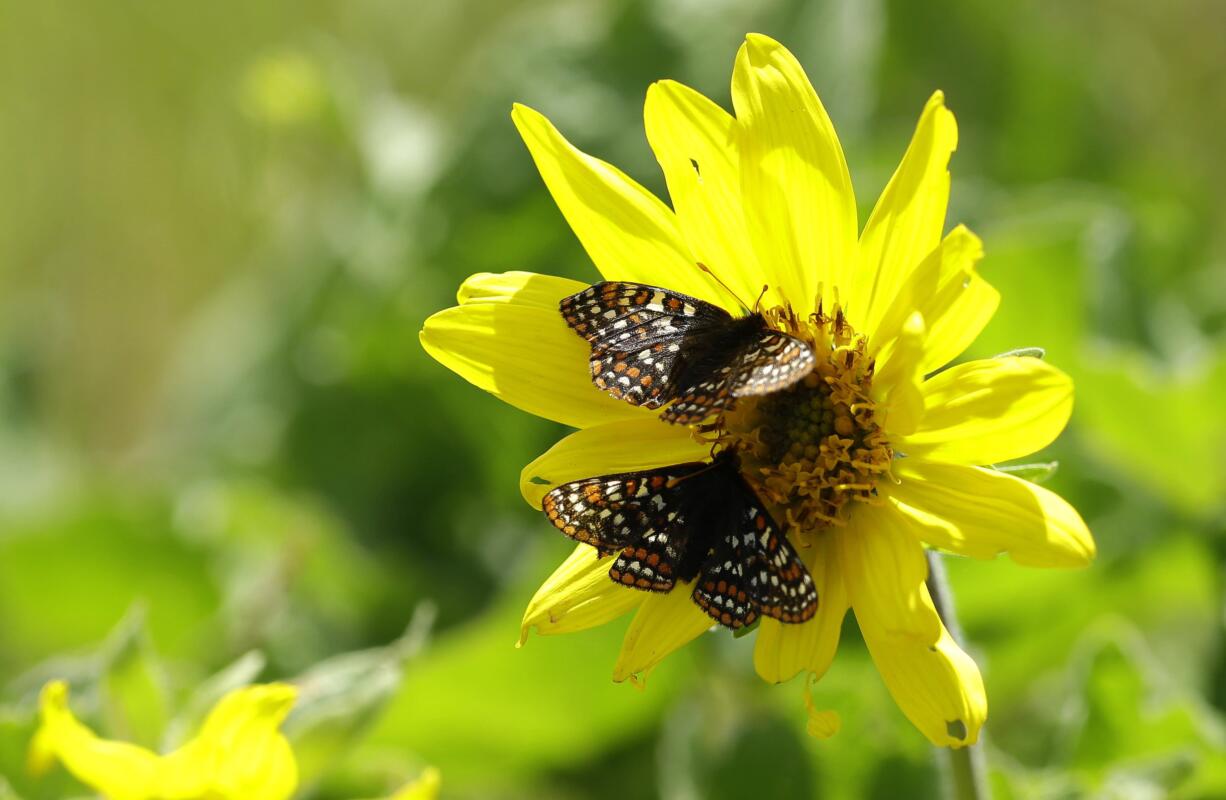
[560,282,816,424]
[542,452,819,629]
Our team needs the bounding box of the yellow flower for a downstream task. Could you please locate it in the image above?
[420,33,1094,747]
[28,680,298,799]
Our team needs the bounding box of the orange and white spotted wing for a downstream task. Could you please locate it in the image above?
[560,282,725,410]
[560,281,815,424]
[540,452,818,630]
[660,328,816,425]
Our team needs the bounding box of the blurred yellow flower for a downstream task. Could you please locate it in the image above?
[28,680,298,800]
[240,50,327,127]
[420,32,1094,747]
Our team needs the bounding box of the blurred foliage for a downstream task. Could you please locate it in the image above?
[1,0,1225,797]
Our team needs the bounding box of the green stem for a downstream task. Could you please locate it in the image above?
[925,551,990,800]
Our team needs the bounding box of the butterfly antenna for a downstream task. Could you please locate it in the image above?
[697,262,754,314]
[752,284,769,313]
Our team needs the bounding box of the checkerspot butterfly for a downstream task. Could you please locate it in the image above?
[560,281,816,424]
[541,451,819,630]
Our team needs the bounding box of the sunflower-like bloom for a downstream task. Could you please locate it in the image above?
[420,33,1094,747]
[28,680,298,799]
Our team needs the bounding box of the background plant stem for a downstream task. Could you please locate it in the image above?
[926,551,990,800]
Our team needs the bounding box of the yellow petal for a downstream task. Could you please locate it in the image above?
[731,33,856,312]
[902,356,1073,464]
[853,92,958,330]
[839,507,986,746]
[919,246,998,375]
[644,80,759,309]
[872,226,996,372]
[753,531,847,684]
[836,503,939,644]
[875,311,926,436]
[803,676,842,739]
[891,458,1095,567]
[613,583,712,684]
[29,681,298,800]
[389,767,442,800]
[160,684,298,800]
[456,270,586,309]
[806,708,841,740]
[511,104,727,305]
[420,273,646,429]
[861,605,987,748]
[874,225,998,376]
[520,544,643,644]
[28,681,161,800]
[519,417,708,508]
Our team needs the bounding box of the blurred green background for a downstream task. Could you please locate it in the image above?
[1,1,1225,798]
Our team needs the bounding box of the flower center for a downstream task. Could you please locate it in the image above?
[717,304,892,536]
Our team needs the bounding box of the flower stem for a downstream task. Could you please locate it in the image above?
[925,551,990,800]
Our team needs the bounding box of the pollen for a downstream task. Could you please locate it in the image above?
[716,303,893,536]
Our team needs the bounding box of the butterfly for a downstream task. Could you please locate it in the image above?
[541,451,818,630]
[560,281,816,425]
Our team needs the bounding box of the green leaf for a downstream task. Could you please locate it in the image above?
[0,713,44,799]
[0,611,170,798]
[162,650,266,748]
[0,498,222,667]
[100,622,170,750]
[1072,633,1220,772]
[949,533,1219,735]
[1074,350,1226,516]
[0,775,27,800]
[660,696,820,800]
[7,609,170,750]
[285,605,436,788]
[353,546,698,790]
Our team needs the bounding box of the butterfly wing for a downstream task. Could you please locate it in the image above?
[659,358,742,425]
[542,474,652,556]
[560,282,728,346]
[609,526,682,592]
[542,462,709,591]
[730,330,817,397]
[660,326,816,425]
[560,282,729,409]
[690,482,817,630]
[692,529,759,630]
[741,504,819,624]
[542,454,818,629]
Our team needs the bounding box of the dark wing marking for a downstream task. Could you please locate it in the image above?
[660,329,815,424]
[692,529,759,629]
[659,356,741,425]
[560,281,816,423]
[731,330,817,397]
[741,505,819,624]
[589,330,681,409]
[561,282,729,410]
[542,474,651,556]
[560,281,727,344]
[541,454,818,630]
[543,463,708,591]
[609,527,680,592]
